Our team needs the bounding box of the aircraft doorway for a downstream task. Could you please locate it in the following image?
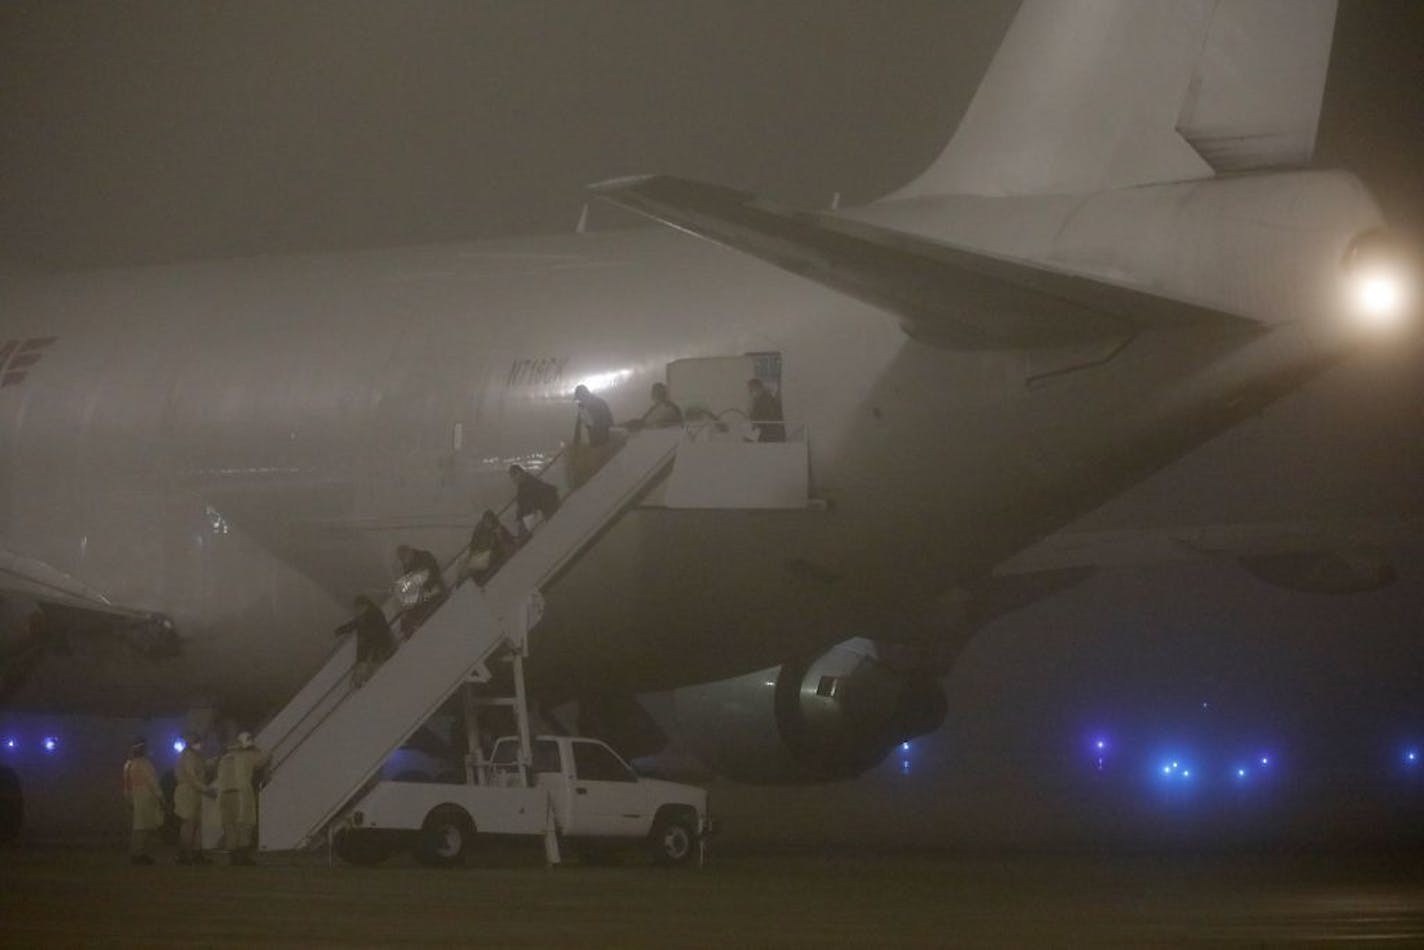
[666,351,782,425]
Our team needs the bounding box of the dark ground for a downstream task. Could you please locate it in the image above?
[3,843,1424,947]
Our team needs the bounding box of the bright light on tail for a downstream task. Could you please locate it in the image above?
[1344,231,1416,331]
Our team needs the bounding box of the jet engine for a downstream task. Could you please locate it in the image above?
[669,638,946,783]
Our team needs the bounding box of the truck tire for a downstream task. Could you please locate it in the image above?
[648,812,696,867]
[333,828,392,866]
[416,805,474,867]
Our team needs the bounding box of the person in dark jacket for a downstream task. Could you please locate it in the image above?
[463,509,517,586]
[508,464,560,541]
[570,383,619,489]
[746,378,785,443]
[629,382,683,430]
[394,545,447,637]
[573,384,614,447]
[334,594,395,686]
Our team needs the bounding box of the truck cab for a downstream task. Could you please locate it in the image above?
[489,735,708,845]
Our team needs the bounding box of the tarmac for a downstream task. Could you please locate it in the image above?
[4,842,1424,947]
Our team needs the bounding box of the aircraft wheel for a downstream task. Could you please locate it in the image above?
[415,805,474,867]
[648,812,696,867]
[333,828,391,866]
[0,767,21,845]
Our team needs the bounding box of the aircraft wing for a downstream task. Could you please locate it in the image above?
[0,545,178,705]
[0,544,160,622]
[591,174,1258,350]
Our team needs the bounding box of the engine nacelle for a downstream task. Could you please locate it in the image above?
[670,638,946,783]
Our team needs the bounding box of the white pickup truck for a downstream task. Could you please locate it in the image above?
[332,735,712,867]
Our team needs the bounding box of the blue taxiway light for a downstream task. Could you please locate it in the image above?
[2,737,16,751]
[41,736,58,753]
[173,738,187,754]
[901,742,910,752]
[1157,759,1197,782]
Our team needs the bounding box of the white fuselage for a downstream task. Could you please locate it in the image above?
[0,171,1383,715]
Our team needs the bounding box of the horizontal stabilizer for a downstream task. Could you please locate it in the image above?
[592,175,1256,350]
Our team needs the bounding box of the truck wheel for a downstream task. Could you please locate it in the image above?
[333,828,391,866]
[416,805,474,867]
[0,767,21,845]
[648,813,696,867]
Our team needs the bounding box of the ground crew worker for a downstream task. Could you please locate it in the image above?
[122,737,164,865]
[217,731,270,865]
[173,731,211,864]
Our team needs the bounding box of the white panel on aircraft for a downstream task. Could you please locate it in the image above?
[663,440,810,510]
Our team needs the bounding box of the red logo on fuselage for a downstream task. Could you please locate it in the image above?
[0,337,56,387]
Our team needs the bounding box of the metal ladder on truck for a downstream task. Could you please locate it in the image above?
[255,427,686,853]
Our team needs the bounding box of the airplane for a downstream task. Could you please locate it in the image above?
[0,0,1417,840]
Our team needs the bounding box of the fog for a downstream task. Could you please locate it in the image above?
[3,2,1420,270]
[2,1,1422,846]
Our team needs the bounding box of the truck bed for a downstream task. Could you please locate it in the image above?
[355,781,551,837]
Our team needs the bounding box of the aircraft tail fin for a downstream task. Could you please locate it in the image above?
[891,0,1338,199]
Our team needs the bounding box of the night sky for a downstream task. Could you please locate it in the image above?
[2,1,1422,845]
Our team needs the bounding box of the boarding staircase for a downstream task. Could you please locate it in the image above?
[256,427,687,851]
